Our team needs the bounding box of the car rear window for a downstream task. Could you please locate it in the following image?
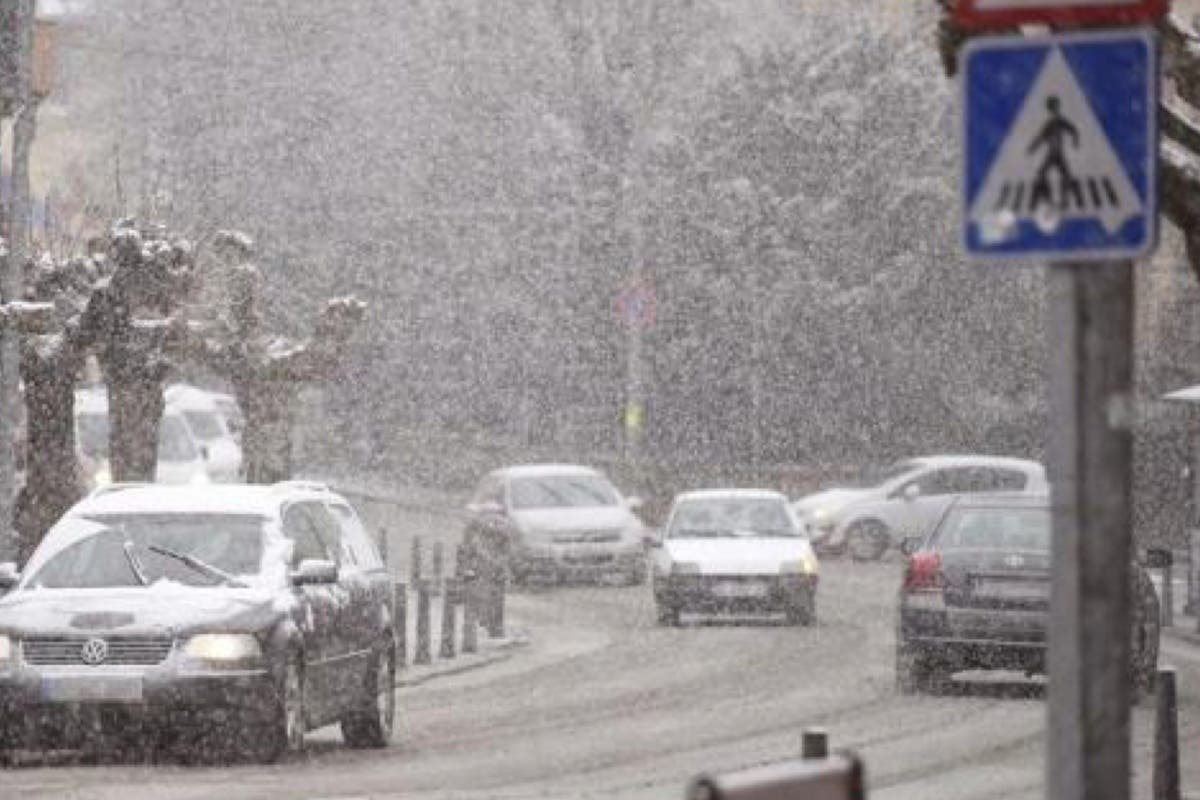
[934,506,1050,553]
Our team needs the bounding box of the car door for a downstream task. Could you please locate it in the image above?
[890,468,959,538]
[326,500,391,695]
[281,502,342,725]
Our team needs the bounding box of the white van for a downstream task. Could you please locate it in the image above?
[74,387,210,488]
[165,384,243,482]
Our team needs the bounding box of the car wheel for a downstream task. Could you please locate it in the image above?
[253,657,306,763]
[342,644,396,748]
[785,590,816,626]
[896,644,949,695]
[656,601,681,627]
[846,521,890,562]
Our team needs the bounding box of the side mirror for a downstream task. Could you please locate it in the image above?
[899,537,922,557]
[627,496,644,511]
[291,558,338,586]
[0,562,19,590]
[902,484,920,501]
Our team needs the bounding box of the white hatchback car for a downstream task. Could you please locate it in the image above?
[792,455,1047,561]
[166,384,244,482]
[650,489,819,626]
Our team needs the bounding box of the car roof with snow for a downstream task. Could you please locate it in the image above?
[493,464,605,479]
[907,455,1044,472]
[66,483,340,519]
[165,383,223,411]
[673,488,789,503]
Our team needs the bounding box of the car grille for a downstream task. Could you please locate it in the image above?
[552,530,621,544]
[23,635,174,666]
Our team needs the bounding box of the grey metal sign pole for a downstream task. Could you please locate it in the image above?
[1046,260,1134,800]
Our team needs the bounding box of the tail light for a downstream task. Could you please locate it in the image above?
[903,550,943,591]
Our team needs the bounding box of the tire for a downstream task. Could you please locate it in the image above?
[342,644,396,748]
[896,644,950,695]
[785,587,816,626]
[253,658,306,763]
[846,520,890,562]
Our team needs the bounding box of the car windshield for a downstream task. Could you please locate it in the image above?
[76,411,109,459]
[158,416,198,462]
[26,514,267,589]
[935,506,1051,553]
[182,410,225,441]
[668,498,798,538]
[510,475,619,509]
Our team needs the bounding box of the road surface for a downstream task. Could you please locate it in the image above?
[6,560,1199,799]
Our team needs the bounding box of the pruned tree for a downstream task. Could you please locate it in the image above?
[185,231,365,483]
[11,247,106,562]
[89,222,196,482]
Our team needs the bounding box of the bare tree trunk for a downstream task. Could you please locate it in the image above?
[105,359,165,483]
[14,347,83,563]
[237,377,293,484]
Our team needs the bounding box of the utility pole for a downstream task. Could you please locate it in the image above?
[0,0,35,562]
[1046,261,1135,800]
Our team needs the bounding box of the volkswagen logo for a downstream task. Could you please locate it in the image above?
[79,637,108,666]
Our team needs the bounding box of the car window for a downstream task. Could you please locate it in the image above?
[182,410,226,441]
[282,503,334,567]
[330,502,384,571]
[510,475,619,509]
[933,506,1051,552]
[668,498,799,538]
[158,415,198,462]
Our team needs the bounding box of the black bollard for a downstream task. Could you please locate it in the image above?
[410,537,422,586]
[487,569,507,639]
[439,578,458,659]
[414,579,432,665]
[432,541,444,597]
[1154,667,1180,800]
[802,729,829,760]
[377,527,389,570]
[393,579,407,668]
[462,569,478,654]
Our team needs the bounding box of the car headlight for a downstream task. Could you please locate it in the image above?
[809,507,835,529]
[183,633,262,663]
[780,553,820,576]
[670,561,701,575]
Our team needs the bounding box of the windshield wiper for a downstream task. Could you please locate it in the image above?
[147,544,247,588]
[123,540,149,586]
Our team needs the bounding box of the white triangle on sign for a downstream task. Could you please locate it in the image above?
[970,47,1142,244]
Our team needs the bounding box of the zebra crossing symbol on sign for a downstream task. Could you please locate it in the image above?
[962,29,1157,261]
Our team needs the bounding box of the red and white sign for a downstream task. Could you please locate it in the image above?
[955,0,1168,29]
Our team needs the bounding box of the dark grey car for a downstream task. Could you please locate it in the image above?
[896,494,1159,694]
[0,483,397,763]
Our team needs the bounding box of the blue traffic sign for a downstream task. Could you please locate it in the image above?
[962,29,1158,261]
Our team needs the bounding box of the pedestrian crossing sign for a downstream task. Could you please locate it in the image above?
[962,29,1158,261]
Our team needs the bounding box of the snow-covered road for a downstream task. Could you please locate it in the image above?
[6,560,1199,800]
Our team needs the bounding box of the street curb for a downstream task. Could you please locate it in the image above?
[395,633,531,688]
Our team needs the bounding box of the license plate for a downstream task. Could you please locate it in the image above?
[41,674,144,704]
[975,578,1048,601]
[712,580,768,599]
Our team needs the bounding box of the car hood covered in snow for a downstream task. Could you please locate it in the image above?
[0,584,290,638]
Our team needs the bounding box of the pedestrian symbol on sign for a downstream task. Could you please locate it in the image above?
[1027,96,1080,212]
[962,30,1156,260]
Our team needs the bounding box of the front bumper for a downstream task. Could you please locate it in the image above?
[0,650,275,744]
[513,542,646,580]
[655,573,817,614]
